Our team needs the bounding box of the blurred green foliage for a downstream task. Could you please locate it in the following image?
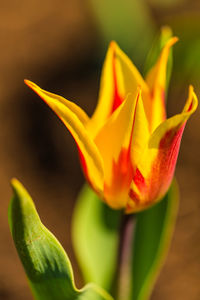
[89,0,156,66]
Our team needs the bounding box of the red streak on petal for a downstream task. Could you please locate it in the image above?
[187,100,193,112]
[111,51,124,113]
[106,91,141,191]
[104,147,134,200]
[161,89,165,102]
[133,168,146,191]
[159,127,178,148]
[129,189,140,205]
[129,123,185,209]
[159,125,185,177]
[105,93,141,199]
[77,145,91,185]
[128,168,147,206]
[127,92,147,204]
[149,123,185,200]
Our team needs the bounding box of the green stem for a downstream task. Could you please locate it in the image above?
[116,214,136,300]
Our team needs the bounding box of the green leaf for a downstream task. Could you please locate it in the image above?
[130,181,179,300]
[8,179,113,300]
[143,26,174,93]
[72,184,122,291]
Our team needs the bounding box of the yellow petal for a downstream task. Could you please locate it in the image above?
[126,86,198,213]
[130,89,150,169]
[25,80,104,194]
[145,37,178,132]
[94,91,140,208]
[24,80,90,125]
[143,85,197,179]
[110,41,149,98]
[149,85,197,150]
[87,41,149,138]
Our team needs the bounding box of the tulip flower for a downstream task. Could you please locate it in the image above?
[25,37,198,213]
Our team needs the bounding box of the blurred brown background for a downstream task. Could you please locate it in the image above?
[1,0,200,299]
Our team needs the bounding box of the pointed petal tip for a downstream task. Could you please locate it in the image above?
[109,41,119,56]
[109,40,122,56]
[24,79,36,90]
[188,85,196,100]
[24,79,31,86]
[149,85,198,151]
[185,85,198,114]
[172,36,179,43]
[166,36,179,48]
[109,40,117,49]
[24,80,46,103]
[181,85,198,116]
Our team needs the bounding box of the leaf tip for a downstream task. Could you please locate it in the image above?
[11,177,21,190]
[10,178,28,200]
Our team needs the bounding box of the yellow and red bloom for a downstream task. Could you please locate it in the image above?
[25,37,198,213]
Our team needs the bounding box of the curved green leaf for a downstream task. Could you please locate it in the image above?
[130,182,179,300]
[8,179,113,300]
[72,184,122,291]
